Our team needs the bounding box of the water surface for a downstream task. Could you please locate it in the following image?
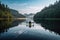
[0,18,60,40]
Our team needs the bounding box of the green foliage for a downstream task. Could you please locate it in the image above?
[0,2,13,29]
[34,0,60,23]
[0,1,13,19]
[34,1,60,34]
[0,1,25,30]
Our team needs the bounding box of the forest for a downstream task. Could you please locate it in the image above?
[33,0,60,34]
[0,1,25,30]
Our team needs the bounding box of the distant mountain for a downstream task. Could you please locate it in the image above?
[10,9,25,18]
[24,13,35,20]
[24,13,35,17]
[24,14,29,17]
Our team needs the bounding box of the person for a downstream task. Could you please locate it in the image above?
[26,21,34,28]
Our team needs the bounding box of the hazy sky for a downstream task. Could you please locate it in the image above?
[0,0,59,14]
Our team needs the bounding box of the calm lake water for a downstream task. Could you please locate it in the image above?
[0,18,60,40]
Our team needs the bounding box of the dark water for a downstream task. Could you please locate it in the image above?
[0,18,60,40]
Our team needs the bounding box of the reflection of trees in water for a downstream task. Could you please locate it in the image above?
[0,19,25,34]
[40,20,60,35]
[0,20,12,29]
[10,20,25,27]
[33,0,60,35]
[0,19,12,33]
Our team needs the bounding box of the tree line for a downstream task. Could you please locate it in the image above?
[0,1,13,19]
[33,0,60,34]
[34,0,60,23]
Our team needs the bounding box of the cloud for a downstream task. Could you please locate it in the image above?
[18,6,44,14]
[9,3,44,14]
[7,0,59,14]
[12,3,27,6]
[8,3,28,9]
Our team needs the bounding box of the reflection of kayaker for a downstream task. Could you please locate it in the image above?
[26,21,34,28]
[29,21,31,28]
